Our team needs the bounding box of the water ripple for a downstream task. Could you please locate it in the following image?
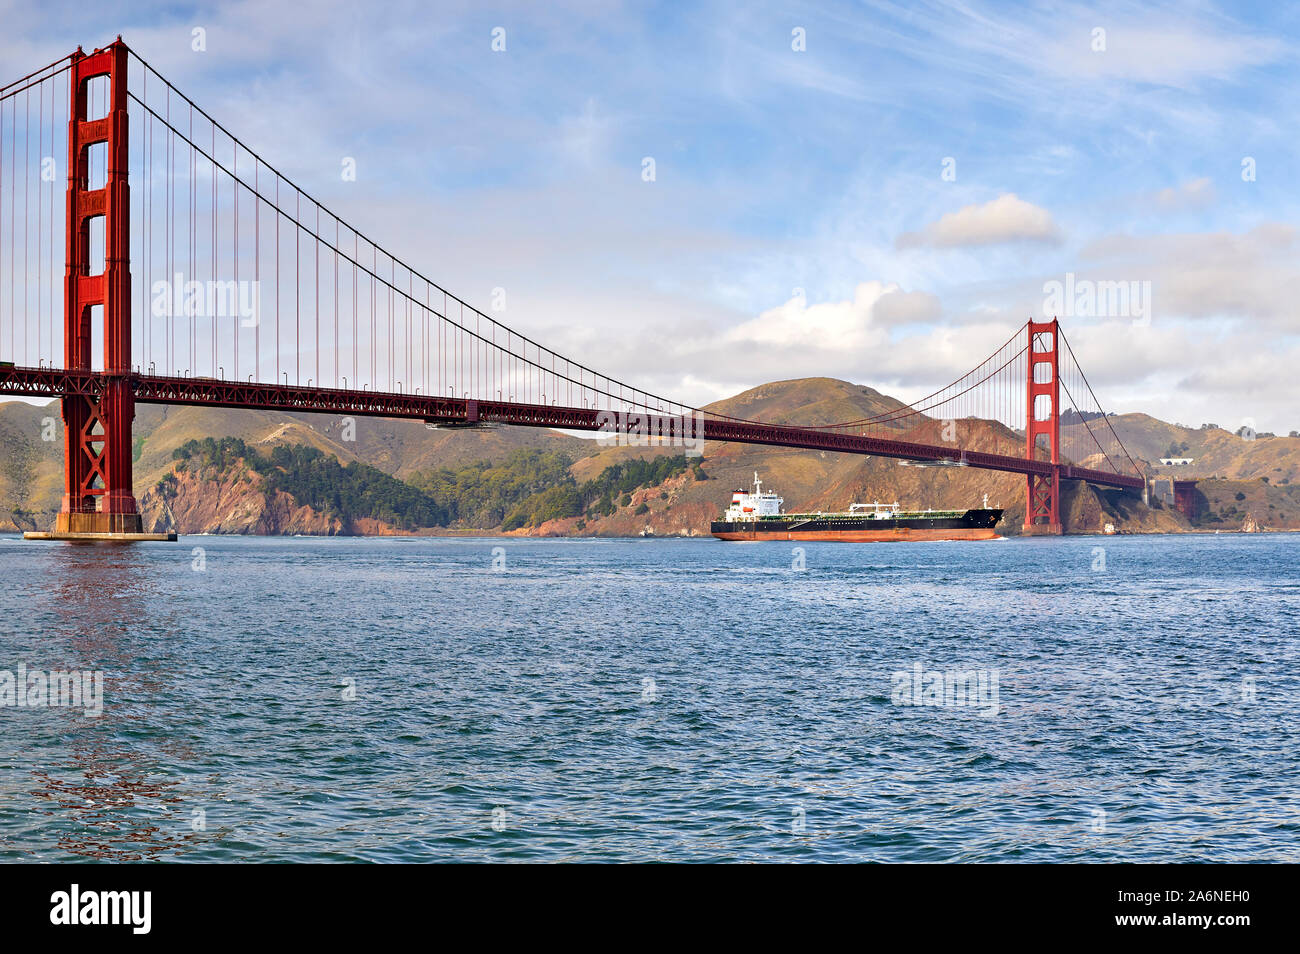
[0,532,1296,861]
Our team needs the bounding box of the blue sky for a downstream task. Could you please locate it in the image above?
[3,0,1298,430]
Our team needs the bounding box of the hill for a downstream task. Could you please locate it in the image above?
[0,401,66,532]
[1110,413,1300,483]
[0,399,596,531]
[1184,478,1300,531]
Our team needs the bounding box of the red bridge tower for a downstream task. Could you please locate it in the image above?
[56,41,143,536]
[1024,318,1062,534]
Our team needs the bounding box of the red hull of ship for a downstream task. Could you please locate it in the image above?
[711,527,1001,542]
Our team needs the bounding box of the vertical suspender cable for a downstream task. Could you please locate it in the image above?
[254,160,259,381]
[233,145,238,381]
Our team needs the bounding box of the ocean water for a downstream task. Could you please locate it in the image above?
[0,532,1296,863]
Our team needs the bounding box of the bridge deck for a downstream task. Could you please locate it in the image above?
[0,365,1144,491]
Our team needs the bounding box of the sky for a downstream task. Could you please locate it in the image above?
[2,0,1298,432]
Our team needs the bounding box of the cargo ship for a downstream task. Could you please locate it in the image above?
[710,473,1003,542]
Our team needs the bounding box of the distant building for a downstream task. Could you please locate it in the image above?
[1159,457,1194,466]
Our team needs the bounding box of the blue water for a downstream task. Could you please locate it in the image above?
[0,532,1296,862]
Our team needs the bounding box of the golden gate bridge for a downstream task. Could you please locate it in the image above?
[0,39,1143,541]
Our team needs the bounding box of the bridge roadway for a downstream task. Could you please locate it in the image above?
[0,364,1144,491]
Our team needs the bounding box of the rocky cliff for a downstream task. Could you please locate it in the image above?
[136,464,418,536]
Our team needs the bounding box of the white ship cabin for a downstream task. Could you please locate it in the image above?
[849,501,902,520]
[724,473,785,520]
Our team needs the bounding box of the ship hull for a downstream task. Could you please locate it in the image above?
[710,509,1003,542]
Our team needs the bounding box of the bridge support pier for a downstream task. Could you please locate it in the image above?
[1024,469,1062,535]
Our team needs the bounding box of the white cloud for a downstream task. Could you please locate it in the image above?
[880,2,1286,94]
[724,281,939,352]
[1079,224,1300,325]
[1148,177,1215,212]
[896,194,1061,249]
[874,288,943,326]
[1053,318,1300,432]
[1048,25,1283,89]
